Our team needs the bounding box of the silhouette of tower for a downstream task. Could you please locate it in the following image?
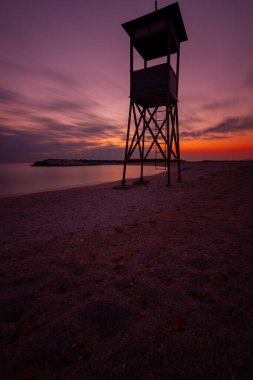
[121,2,188,186]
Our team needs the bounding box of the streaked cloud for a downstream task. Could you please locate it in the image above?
[205,116,253,134]
[42,68,79,88]
[0,121,124,162]
[0,126,93,162]
[202,98,238,111]
[0,88,22,104]
[181,116,253,140]
[0,82,126,161]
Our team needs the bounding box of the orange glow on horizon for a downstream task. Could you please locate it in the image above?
[181,144,253,161]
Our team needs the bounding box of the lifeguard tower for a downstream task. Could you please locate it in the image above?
[121,2,188,186]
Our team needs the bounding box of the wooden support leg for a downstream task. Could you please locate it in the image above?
[175,104,182,182]
[140,107,146,182]
[122,101,132,186]
[166,102,171,186]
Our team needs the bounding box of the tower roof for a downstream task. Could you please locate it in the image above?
[122,2,188,60]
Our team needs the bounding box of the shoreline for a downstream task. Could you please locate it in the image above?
[31,158,189,167]
[0,162,166,200]
[1,160,253,379]
[1,159,252,200]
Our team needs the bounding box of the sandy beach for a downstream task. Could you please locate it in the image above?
[0,160,253,380]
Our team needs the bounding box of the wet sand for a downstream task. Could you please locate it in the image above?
[0,161,253,379]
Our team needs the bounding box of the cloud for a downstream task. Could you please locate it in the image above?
[0,59,33,76]
[84,145,124,160]
[20,113,124,139]
[0,79,102,117]
[0,83,110,127]
[0,88,22,104]
[45,99,83,112]
[0,86,98,125]
[0,59,79,89]
[0,113,125,162]
[181,115,253,140]
[180,130,202,139]
[78,123,124,137]
[205,116,253,134]
[0,84,125,140]
[42,68,79,88]
[0,124,99,162]
[0,72,126,162]
[202,98,237,111]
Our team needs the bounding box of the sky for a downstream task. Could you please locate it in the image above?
[0,0,253,162]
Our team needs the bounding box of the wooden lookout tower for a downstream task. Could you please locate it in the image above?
[121,2,188,186]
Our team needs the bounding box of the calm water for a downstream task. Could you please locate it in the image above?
[0,163,159,198]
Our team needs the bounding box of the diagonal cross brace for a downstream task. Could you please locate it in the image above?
[127,104,158,159]
[144,107,168,159]
[135,103,167,160]
[126,103,145,159]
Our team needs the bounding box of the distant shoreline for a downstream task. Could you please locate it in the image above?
[32,159,124,167]
[32,158,186,167]
[31,158,253,167]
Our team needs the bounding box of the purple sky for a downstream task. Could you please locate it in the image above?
[1,0,253,162]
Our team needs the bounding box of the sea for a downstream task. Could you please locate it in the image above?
[0,163,159,198]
